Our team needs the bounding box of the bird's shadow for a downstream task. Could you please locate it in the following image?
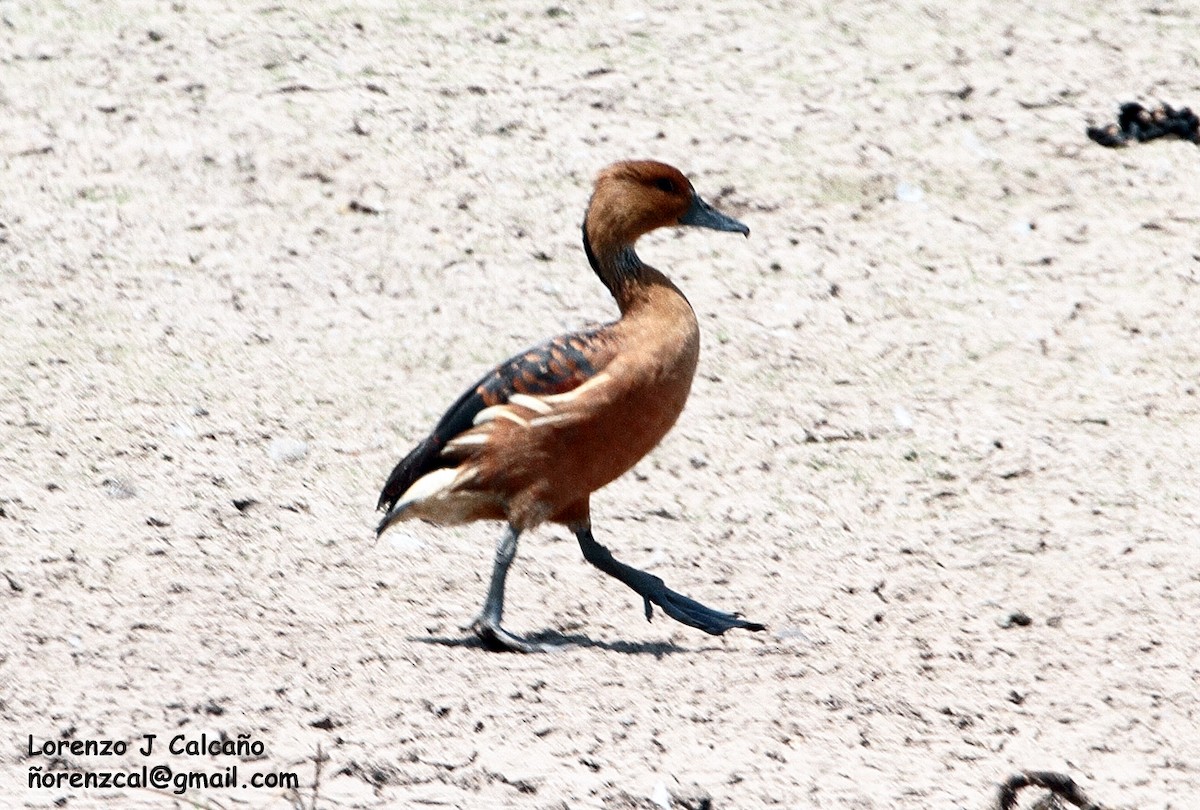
[412,629,697,656]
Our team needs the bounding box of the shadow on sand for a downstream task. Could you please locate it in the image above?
[411,629,703,656]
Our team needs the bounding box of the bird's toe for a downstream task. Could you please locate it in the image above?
[469,616,552,653]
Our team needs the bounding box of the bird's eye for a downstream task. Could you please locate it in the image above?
[653,177,677,193]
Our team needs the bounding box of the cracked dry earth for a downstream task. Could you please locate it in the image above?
[2,1,1199,809]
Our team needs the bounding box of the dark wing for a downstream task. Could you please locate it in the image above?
[377,325,616,514]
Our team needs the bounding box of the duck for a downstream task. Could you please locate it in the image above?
[376,159,765,652]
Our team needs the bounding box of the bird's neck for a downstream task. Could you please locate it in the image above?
[582,217,684,315]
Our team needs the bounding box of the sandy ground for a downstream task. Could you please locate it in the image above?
[2,1,1199,808]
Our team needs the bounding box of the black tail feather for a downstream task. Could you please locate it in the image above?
[377,436,442,513]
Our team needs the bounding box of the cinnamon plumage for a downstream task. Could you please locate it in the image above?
[377,160,764,651]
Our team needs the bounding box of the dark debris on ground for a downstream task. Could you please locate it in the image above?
[1087,102,1200,148]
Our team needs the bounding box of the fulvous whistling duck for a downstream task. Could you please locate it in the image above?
[377,159,765,651]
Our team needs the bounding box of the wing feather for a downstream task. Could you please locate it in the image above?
[377,325,616,515]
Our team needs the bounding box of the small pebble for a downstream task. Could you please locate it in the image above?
[775,626,812,642]
[1002,610,1033,628]
[268,437,309,464]
[895,181,924,203]
[103,478,137,499]
[386,532,424,553]
[650,780,671,810]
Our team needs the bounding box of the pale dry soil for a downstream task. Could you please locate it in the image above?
[2,1,1198,809]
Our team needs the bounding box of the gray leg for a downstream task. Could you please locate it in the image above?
[575,525,765,636]
[469,526,545,652]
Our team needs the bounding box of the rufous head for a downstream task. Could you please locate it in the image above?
[586,160,749,248]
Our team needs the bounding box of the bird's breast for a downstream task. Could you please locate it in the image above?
[552,299,700,495]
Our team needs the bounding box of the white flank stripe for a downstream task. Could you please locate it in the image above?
[507,393,554,414]
[394,467,460,511]
[529,413,575,428]
[445,433,490,448]
[541,372,612,404]
[473,405,529,427]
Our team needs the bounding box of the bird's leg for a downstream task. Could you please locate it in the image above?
[574,525,765,636]
[468,526,546,653]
